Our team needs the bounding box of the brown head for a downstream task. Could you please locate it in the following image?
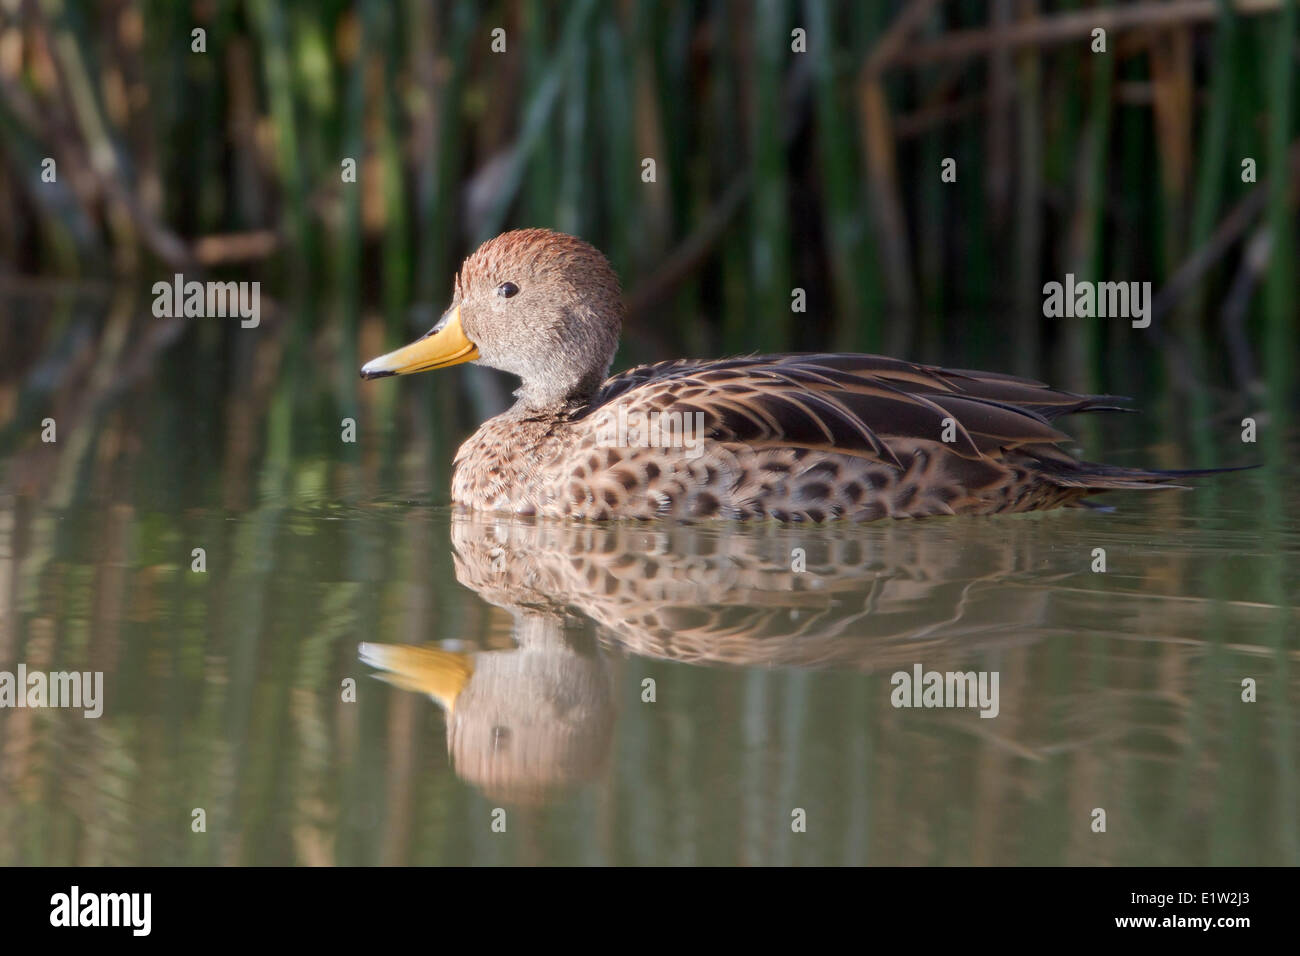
[360,229,624,410]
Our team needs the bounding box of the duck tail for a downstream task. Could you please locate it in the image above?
[1032,394,1134,420]
[1043,461,1257,491]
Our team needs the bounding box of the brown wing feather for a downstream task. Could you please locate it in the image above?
[581,353,1106,472]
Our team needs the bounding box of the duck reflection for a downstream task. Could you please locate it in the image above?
[360,614,616,806]
[361,512,1064,804]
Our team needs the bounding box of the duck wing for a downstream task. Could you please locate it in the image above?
[582,353,1113,471]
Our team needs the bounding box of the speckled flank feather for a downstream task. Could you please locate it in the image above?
[451,352,1182,522]
[369,229,1207,523]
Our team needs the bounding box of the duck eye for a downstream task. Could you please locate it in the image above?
[496,281,519,298]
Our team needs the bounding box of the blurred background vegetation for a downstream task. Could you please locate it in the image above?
[0,0,1296,429]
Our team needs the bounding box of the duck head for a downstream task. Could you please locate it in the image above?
[360,229,624,410]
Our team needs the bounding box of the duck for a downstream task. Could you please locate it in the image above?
[361,228,1218,522]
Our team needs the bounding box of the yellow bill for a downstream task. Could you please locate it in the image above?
[358,642,475,713]
[360,305,479,379]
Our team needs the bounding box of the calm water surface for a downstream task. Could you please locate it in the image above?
[1,292,1296,864]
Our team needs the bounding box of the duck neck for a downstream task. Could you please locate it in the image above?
[513,370,604,418]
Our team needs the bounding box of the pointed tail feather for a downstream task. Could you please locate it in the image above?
[1042,461,1257,491]
[1030,394,1134,420]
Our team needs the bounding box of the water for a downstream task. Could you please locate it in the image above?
[0,291,1296,865]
